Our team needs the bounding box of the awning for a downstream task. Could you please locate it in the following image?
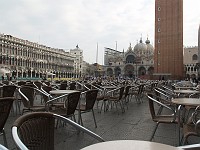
[0,68,10,75]
[46,72,56,76]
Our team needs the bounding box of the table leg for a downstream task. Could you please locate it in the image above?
[177,105,182,146]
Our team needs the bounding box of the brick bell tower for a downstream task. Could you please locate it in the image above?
[154,0,183,80]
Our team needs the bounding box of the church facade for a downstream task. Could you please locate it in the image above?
[104,38,154,79]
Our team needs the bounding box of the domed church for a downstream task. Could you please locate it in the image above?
[104,37,154,79]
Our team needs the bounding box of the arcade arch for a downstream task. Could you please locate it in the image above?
[124,65,134,78]
[107,68,113,76]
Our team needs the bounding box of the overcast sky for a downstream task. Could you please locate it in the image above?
[0,0,199,64]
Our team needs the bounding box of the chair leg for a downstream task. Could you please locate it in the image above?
[114,102,119,114]
[157,106,163,115]
[97,100,104,113]
[2,129,8,148]
[184,108,195,123]
[17,100,22,115]
[150,123,159,141]
[119,101,125,113]
[96,101,99,112]
[55,119,60,128]
[182,135,189,146]
[99,101,105,113]
[79,113,83,126]
[135,95,141,104]
[11,105,15,116]
[72,114,76,122]
[92,109,97,128]
[181,133,197,145]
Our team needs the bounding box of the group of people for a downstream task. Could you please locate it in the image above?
[1,74,16,81]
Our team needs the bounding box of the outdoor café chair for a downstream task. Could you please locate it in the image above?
[12,112,105,150]
[59,82,68,90]
[68,82,76,90]
[76,89,98,128]
[181,106,200,145]
[0,97,15,148]
[129,84,144,103]
[105,86,125,114]
[146,93,178,142]
[2,85,17,115]
[0,144,8,150]
[33,81,43,89]
[46,91,81,123]
[18,86,47,114]
[90,83,106,113]
[123,85,131,109]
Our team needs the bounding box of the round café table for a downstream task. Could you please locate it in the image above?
[49,90,79,95]
[174,86,196,90]
[173,90,200,98]
[81,140,181,150]
[172,98,200,106]
[103,86,117,89]
[173,90,200,94]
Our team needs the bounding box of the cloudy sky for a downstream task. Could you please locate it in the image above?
[0,0,199,64]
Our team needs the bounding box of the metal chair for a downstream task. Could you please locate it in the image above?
[2,85,17,115]
[46,91,81,122]
[105,87,125,114]
[12,112,105,150]
[17,81,26,86]
[129,84,144,103]
[0,97,14,148]
[76,89,98,128]
[2,85,17,97]
[181,106,200,145]
[90,84,106,113]
[18,86,47,114]
[33,81,43,89]
[123,85,131,109]
[59,82,68,90]
[146,93,178,142]
[68,82,76,90]
[0,144,8,150]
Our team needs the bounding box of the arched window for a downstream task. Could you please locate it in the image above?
[191,67,193,72]
[192,54,198,61]
[126,55,135,64]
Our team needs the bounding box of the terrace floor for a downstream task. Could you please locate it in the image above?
[1,95,199,150]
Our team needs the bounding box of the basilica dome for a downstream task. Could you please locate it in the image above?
[145,38,154,55]
[133,38,147,55]
[133,38,154,56]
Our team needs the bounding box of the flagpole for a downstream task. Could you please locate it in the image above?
[96,43,98,63]
[115,41,117,50]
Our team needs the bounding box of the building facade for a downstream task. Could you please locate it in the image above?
[184,46,198,79]
[104,38,154,79]
[198,25,200,63]
[70,45,83,78]
[82,60,90,77]
[197,25,200,76]
[154,0,183,79]
[0,34,75,79]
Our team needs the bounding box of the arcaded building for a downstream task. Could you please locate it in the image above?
[184,46,198,79]
[154,0,183,79]
[104,38,154,79]
[0,34,75,79]
[198,25,200,63]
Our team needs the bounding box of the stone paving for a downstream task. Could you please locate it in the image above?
[0,95,197,150]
